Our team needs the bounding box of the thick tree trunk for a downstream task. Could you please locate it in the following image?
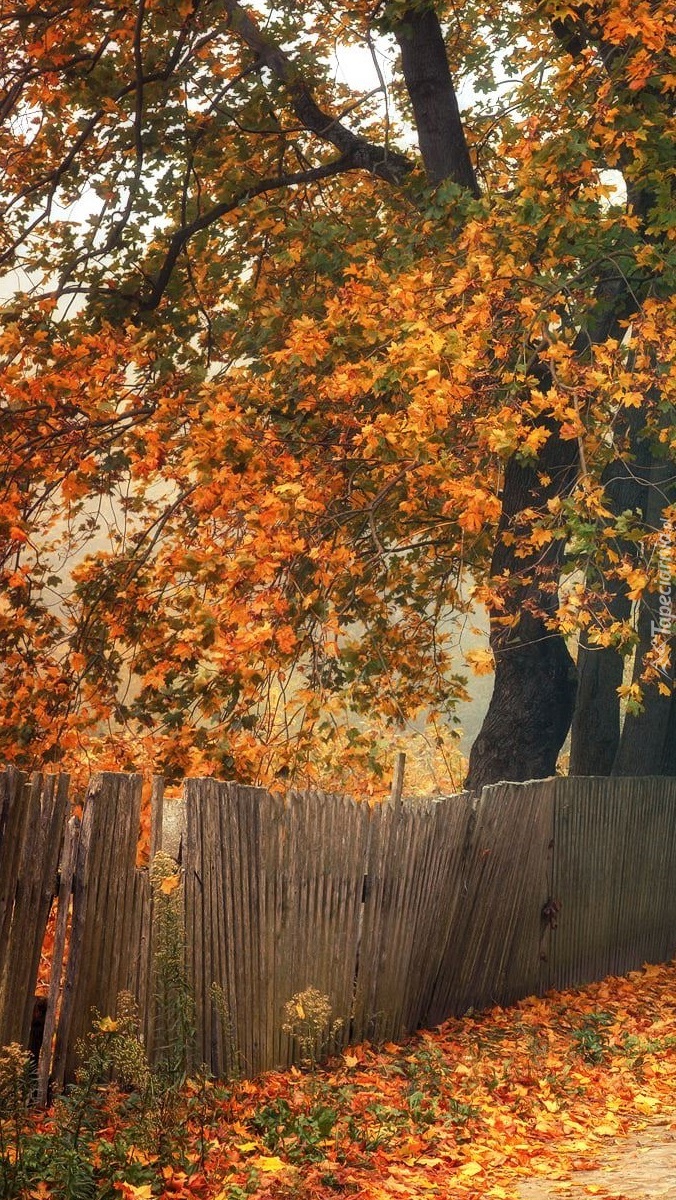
[465,420,579,790]
[611,630,675,776]
[661,694,676,774]
[568,641,627,776]
[394,8,480,193]
[569,427,653,775]
[466,612,577,788]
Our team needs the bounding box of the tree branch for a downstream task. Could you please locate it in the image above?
[222,0,411,184]
[138,156,357,311]
[393,5,480,193]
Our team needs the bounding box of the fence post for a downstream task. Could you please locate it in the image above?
[390,752,406,811]
[0,770,69,1047]
[149,775,165,860]
[37,814,80,1105]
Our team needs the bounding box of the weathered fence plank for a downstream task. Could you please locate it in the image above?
[0,767,27,987]
[0,770,69,1047]
[37,813,80,1104]
[53,772,144,1085]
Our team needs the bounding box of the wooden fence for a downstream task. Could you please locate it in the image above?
[1,766,676,1092]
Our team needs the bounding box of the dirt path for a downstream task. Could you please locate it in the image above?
[518,1121,676,1199]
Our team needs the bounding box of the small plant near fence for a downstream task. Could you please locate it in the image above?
[0,1044,33,1199]
[0,983,220,1197]
[281,988,343,1073]
[150,852,195,1084]
[569,1011,615,1065]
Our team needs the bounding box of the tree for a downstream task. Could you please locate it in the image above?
[0,0,674,787]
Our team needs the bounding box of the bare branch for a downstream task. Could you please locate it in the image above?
[222,0,411,184]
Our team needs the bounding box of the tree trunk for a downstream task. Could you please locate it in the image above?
[466,611,578,788]
[611,461,676,775]
[660,694,676,774]
[465,420,579,790]
[568,641,627,776]
[611,634,675,776]
[394,7,480,193]
[569,425,653,775]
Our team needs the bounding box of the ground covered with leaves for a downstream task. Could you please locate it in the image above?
[3,962,676,1200]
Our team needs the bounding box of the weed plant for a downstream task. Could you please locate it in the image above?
[281,988,343,1073]
[0,1044,33,1198]
[150,851,195,1084]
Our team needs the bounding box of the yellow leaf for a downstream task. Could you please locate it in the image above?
[465,648,495,676]
[625,568,648,601]
[595,1120,620,1136]
[634,1093,660,1114]
[459,1160,484,1177]
[160,874,180,895]
[253,1155,289,1173]
[236,1142,259,1153]
[97,1016,118,1033]
[343,1053,358,1068]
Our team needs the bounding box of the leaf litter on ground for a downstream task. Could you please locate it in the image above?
[17,961,676,1200]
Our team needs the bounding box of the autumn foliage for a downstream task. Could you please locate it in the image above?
[5,962,676,1199]
[0,0,674,786]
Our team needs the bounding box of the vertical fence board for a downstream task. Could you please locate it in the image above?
[352,803,394,1043]
[53,772,143,1085]
[225,783,248,1074]
[208,782,226,1076]
[184,778,205,1069]
[218,785,241,1078]
[413,794,474,1029]
[0,767,29,977]
[0,771,69,1046]
[38,814,79,1105]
